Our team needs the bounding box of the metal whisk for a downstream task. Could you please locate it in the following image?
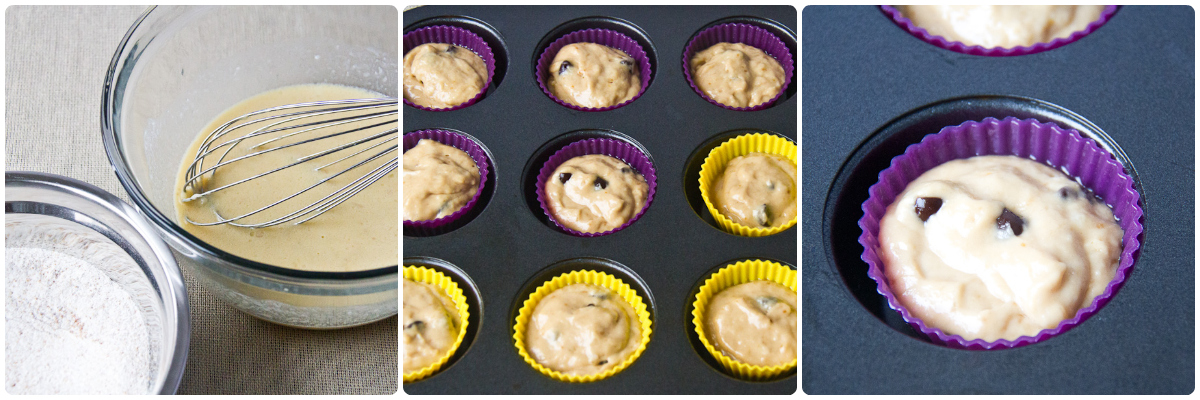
[180,97,397,228]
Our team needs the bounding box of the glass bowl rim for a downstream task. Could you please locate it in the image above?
[5,170,191,394]
[99,5,398,282]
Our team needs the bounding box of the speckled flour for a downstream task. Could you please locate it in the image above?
[5,247,151,394]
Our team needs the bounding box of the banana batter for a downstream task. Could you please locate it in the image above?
[689,43,786,108]
[704,280,796,367]
[526,284,641,376]
[174,84,397,272]
[713,153,796,228]
[546,43,641,108]
[404,43,488,109]
[879,156,1123,341]
[402,139,480,221]
[403,279,461,374]
[897,5,1107,48]
[544,154,648,233]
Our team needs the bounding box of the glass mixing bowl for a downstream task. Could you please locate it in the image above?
[5,172,189,394]
[101,5,398,328]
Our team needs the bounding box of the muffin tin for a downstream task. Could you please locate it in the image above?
[804,6,1193,394]
[404,5,796,394]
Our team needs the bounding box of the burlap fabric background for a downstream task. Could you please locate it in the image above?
[4,6,398,395]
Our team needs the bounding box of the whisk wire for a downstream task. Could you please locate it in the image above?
[182,121,394,199]
[183,104,394,191]
[182,97,398,227]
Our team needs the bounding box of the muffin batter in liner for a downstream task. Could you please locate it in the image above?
[403,25,496,111]
[535,28,652,112]
[881,5,1119,57]
[691,259,796,381]
[682,22,794,111]
[403,265,470,383]
[698,133,797,237]
[858,117,1143,350]
[536,138,657,237]
[403,129,491,236]
[512,270,653,383]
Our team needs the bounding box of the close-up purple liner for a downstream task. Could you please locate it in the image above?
[535,138,658,237]
[880,5,1120,57]
[403,25,497,112]
[535,28,653,112]
[857,117,1144,350]
[402,129,492,236]
[682,22,795,111]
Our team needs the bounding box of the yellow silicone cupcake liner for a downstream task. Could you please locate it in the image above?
[692,259,797,381]
[512,270,653,383]
[698,132,798,237]
[403,265,471,383]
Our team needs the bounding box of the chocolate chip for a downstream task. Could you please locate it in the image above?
[753,204,771,227]
[558,172,572,184]
[558,60,572,75]
[621,167,631,174]
[597,360,608,365]
[619,59,632,66]
[914,197,943,222]
[997,208,1024,236]
[766,180,776,190]
[1058,187,1078,199]
[594,177,608,190]
[755,296,779,311]
[586,303,595,307]
[404,320,424,330]
[446,45,458,54]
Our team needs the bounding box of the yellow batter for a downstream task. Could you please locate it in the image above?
[544,154,648,233]
[879,156,1122,341]
[174,84,398,272]
[547,43,641,108]
[526,283,641,376]
[704,280,796,367]
[690,43,786,108]
[402,279,461,374]
[403,43,488,109]
[713,153,797,228]
[402,139,480,222]
[897,5,1107,48]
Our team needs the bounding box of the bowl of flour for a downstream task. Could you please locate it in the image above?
[5,172,189,394]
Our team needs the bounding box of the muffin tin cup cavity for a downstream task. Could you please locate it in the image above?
[403,25,497,111]
[697,132,797,237]
[857,116,1144,350]
[535,25,654,112]
[403,129,493,236]
[403,265,472,383]
[535,137,658,237]
[682,22,795,111]
[403,256,484,383]
[690,259,797,381]
[880,5,1120,57]
[512,267,654,383]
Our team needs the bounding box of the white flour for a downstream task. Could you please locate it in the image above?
[5,247,151,394]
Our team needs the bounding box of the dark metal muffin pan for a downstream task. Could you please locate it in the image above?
[404,5,797,394]
[803,6,1193,394]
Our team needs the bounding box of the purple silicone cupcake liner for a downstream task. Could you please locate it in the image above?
[403,25,497,112]
[535,28,653,112]
[682,23,795,111]
[881,6,1120,57]
[402,129,491,236]
[535,138,658,237]
[857,117,1143,350]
